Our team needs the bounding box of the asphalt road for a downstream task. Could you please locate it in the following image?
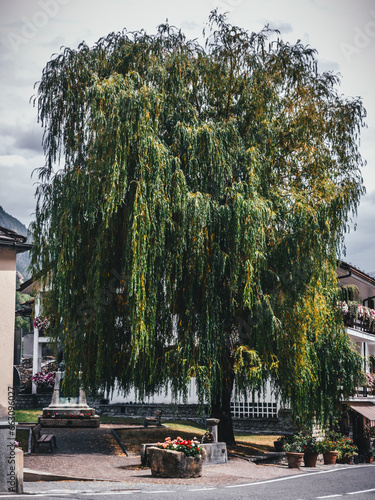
[1,464,374,499]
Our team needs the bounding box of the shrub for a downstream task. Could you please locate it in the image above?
[283,432,306,453]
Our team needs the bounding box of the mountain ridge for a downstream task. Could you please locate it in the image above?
[0,205,32,279]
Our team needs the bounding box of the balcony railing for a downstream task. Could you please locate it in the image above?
[344,317,375,335]
[339,301,375,335]
[351,385,375,399]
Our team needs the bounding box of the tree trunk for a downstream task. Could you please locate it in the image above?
[210,369,235,445]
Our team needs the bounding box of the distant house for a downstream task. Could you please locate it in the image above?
[337,261,375,441]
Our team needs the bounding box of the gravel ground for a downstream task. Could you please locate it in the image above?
[22,424,337,487]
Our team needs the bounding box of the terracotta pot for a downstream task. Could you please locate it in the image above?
[147,447,203,478]
[365,456,374,464]
[304,452,318,467]
[323,450,338,465]
[285,451,304,469]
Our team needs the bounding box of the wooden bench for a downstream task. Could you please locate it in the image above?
[32,424,57,453]
[144,409,162,428]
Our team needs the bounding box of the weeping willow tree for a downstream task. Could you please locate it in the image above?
[31,11,366,443]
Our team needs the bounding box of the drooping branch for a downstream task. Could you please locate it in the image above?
[31,11,365,434]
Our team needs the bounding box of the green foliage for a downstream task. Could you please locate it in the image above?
[283,432,306,453]
[31,11,365,430]
[14,409,40,423]
[15,291,32,332]
[318,431,358,459]
[339,284,360,302]
[303,436,320,454]
[336,435,358,459]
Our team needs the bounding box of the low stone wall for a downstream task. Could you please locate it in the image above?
[98,403,294,434]
[15,394,52,410]
[15,396,294,434]
[38,416,101,428]
[98,402,209,426]
[232,413,295,434]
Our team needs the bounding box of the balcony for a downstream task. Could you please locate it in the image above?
[349,385,375,400]
[344,317,375,336]
[339,300,375,336]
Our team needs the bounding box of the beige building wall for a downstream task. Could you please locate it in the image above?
[0,246,19,493]
[0,247,17,418]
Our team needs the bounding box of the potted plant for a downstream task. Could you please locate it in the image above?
[33,315,51,337]
[320,436,338,465]
[365,446,374,464]
[148,436,205,478]
[32,371,56,393]
[284,433,305,469]
[336,436,358,464]
[303,436,320,468]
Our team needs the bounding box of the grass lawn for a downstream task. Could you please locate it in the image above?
[14,410,280,457]
[15,409,143,425]
[115,420,280,457]
[15,409,41,423]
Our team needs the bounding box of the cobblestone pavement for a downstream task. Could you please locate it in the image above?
[22,424,343,488]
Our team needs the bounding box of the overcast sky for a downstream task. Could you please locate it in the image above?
[0,0,374,272]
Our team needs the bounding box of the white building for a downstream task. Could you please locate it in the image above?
[337,261,375,440]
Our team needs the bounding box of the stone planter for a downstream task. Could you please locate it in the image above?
[285,451,304,469]
[304,452,318,467]
[147,447,203,478]
[323,450,338,465]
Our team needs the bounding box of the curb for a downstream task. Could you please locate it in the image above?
[23,468,118,483]
[111,428,129,456]
[228,451,285,463]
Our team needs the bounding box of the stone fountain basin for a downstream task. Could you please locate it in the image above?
[140,442,227,465]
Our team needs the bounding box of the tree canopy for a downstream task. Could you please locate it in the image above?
[32,11,366,442]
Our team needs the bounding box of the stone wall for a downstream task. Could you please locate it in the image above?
[97,403,294,434]
[14,397,295,434]
[232,409,295,434]
[97,402,209,426]
[15,394,52,410]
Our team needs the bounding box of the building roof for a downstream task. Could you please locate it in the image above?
[0,226,32,253]
[17,276,36,294]
[338,260,375,287]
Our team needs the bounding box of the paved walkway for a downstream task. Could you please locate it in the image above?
[22,424,345,488]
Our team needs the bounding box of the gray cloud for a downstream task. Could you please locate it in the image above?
[180,20,201,32]
[0,156,38,227]
[0,122,43,154]
[318,59,341,73]
[266,21,293,34]
[15,128,43,154]
[343,191,375,273]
